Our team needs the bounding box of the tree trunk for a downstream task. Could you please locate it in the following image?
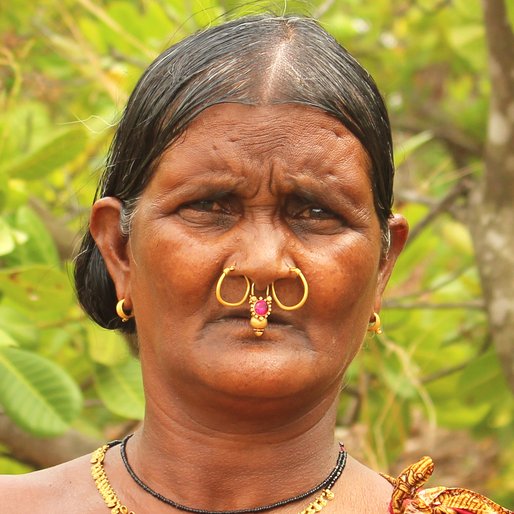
[469,0,514,391]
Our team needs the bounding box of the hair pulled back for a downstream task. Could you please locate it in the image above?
[74,14,395,333]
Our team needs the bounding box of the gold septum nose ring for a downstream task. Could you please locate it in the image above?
[215,266,309,337]
[249,284,273,336]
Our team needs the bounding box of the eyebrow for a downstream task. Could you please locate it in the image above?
[286,172,371,214]
[151,172,244,204]
[150,152,371,212]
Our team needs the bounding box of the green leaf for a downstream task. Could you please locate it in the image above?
[382,366,418,399]
[3,127,88,181]
[191,0,224,28]
[0,306,38,348]
[457,351,508,403]
[0,456,33,474]
[6,206,60,266]
[435,400,490,429]
[441,221,473,255]
[87,323,131,366]
[0,181,7,212]
[94,358,144,419]
[0,328,18,347]
[0,347,82,436]
[0,265,73,318]
[0,217,16,256]
[394,130,433,168]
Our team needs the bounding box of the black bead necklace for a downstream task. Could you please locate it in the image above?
[119,434,347,514]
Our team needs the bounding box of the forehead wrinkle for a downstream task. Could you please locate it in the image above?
[267,144,373,208]
[149,168,246,205]
[150,104,373,205]
[227,127,294,160]
[233,136,371,204]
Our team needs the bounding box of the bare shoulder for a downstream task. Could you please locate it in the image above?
[333,455,393,514]
[0,454,104,514]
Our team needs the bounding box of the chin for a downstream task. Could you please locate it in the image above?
[192,333,337,399]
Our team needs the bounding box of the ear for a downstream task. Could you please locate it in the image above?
[89,197,132,309]
[373,214,409,313]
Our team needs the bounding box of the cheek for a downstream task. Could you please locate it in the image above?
[128,224,223,320]
[303,239,380,342]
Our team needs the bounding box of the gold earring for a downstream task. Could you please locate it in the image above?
[215,266,251,307]
[116,299,134,322]
[271,267,309,311]
[367,312,382,335]
[249,283,272,337]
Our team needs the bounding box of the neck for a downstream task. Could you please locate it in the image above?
[127,387,342,512]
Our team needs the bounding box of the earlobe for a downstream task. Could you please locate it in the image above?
[374,214,409,312]
[89,197,132,304]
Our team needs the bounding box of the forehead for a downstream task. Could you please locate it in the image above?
[175,103,368,163]
[147,103,372,200]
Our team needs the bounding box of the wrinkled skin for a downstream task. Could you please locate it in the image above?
[93,104,407,429]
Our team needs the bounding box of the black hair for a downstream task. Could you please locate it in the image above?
[74,14,395,333]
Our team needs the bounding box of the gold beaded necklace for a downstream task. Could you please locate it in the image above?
[91,442,344,514]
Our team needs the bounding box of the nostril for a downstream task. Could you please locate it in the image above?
[251,284,271,297]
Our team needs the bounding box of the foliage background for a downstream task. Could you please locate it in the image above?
[0,0,513,507]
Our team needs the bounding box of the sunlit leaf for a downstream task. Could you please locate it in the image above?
[0,328,18,347]
[0,456,33,474]
[87,323,131,366]
[3,128,88,181]
[4,206,60,266]
[0,266,73,318]
[435,400,490,429]
[94,358,144,419]
[457,351,508,404]
[394,131,433,168]
[0,347,82,436]
[0,305,37,347]
[442,222,473,255]
[0,217,17,256]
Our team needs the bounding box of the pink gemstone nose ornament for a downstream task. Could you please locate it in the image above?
[249,284,272,336]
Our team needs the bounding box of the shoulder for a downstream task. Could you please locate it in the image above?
[0,454,104,514]
[332,455,393,514]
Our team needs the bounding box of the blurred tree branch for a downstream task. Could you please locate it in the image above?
[396,115,483,160]
[406,180,471,245]
[0,413,100,469]
[468,0,514,392]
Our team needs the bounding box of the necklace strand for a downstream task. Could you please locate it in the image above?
[91,437,347,514]
[91,441,135,514]
[120,434,346,514]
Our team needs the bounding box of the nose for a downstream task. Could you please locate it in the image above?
[230,221,294,291]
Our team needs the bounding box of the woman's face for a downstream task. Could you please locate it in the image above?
[93,103,407,414]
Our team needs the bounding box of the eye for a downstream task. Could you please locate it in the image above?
[179,191,233,214]
[286,196,345,235]
[287,196,340,220]
[176,194,238,229]
[183,199,226,213]
[297,206,336,220]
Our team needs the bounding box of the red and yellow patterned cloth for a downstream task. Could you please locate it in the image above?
[383,456,513,514]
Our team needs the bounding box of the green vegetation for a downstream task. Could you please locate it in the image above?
[1,0,513,504]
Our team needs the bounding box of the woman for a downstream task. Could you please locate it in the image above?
[1,14,511,514]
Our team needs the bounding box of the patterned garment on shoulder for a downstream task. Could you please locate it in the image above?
[381,456,513,514]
